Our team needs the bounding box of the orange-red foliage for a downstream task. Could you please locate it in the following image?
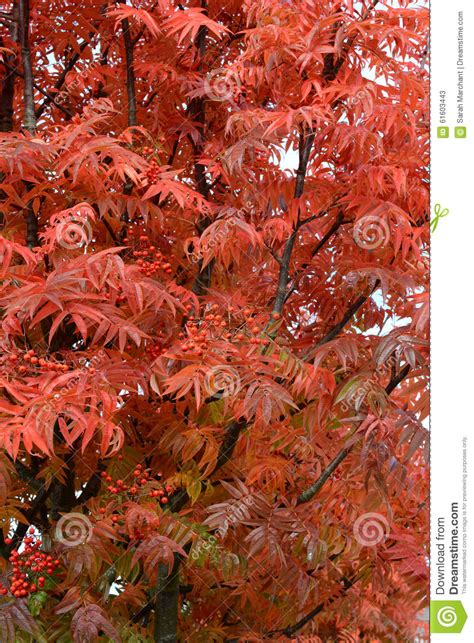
[0,0,429,640]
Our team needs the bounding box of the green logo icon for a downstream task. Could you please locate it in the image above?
[437,126,449,138]
[455,126,467,138]
[430,203,449,233]
[431,601,467,633]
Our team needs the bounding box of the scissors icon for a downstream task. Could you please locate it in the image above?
[430,203,449,233]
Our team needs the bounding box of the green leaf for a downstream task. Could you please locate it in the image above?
[186,477,202,505]
[28,591,48,617]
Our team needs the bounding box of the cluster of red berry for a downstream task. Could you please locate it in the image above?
[130,522,160,542]
[130,237,173,277]
[175,306,279,355]
[122,227,174,279]
[178,317,219,355]
[0,528,61,597]
[233,307,275,345]
[122,216,147,240]
[100,464,172,504]
[146,341,165,359]
[145,308,192,360]
[144,151,160,185]
[4,349,70,375]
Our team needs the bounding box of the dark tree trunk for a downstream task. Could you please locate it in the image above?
[18,0,35,133]
[154,559,180,643]
[0,4,18,133]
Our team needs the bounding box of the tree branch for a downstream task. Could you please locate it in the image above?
[272,127,315,315]
[35,29,97,119]
[296,363,411,505]
[323,0,380,82]
[215,419,246,470]
[2,60,73,117]
[283,211,345,305]
[154,558,181,642]
[311,279,380,350]
[311,211,344,259]
[18,0,35,133]
[76,462,106,505]
[122,18,137,128]
[269,573,358,638]
[0,5,18,133]
[24,185,40,248]
[188,6,214,298]
[11,458,43,491]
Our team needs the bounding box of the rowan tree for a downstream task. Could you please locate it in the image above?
[0,0,429,641]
